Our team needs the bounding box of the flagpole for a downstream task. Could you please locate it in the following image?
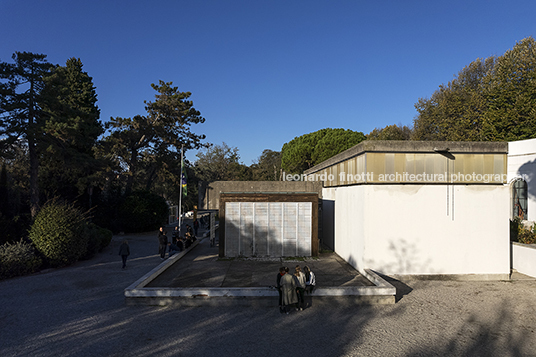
[178,145,184,236]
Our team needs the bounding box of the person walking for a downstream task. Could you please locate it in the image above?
[158,227,168,259]
[294,265,306,311]
[118,239,130,269]
[280,266,298,314]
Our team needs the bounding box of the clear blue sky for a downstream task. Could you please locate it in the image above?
[1,0,535,164]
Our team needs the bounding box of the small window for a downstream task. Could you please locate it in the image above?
[512,179,528,219]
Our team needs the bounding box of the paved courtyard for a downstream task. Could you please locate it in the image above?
[1,229,536,357]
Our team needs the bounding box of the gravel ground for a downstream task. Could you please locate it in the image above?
[1,231,536,357]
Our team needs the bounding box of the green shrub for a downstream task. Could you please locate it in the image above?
[0,213,31,246]
[118,191,168,232]
[29,200,89,267]
[0,239,42,279]
[510,218,536,244]
[97,226,113,250]
[81,223,113,260]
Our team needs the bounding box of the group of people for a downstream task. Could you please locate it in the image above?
[277,265,316,314]
[118,221,200,269]
[158,224,198,259]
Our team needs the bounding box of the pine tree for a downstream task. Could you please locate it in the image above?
[0,52,52,217]
[40,58,103,200]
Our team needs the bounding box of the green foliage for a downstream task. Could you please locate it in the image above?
[39,58,103,202]
[195,142,252,181]
[97,226,113,250]
[0,163,8,216]
[0,214,30,245]
[118,191,169,233]
[414,37,536,142]
[251,149,281,181]
[29,200,89,267]
[0,239,42,280]
[281,128,366,174]
[413,57,495,141]
[482,37,536,141]
[81,223,113,260]
[510,217,536,244]
[0,52,54,217]
[101,81,207,195]
[367,124,413,140]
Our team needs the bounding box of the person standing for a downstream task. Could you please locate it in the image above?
[158,227,168,259]
[193,219,199,237]
[118,240,130,269]
[172,226,180,244]
[304,265,316,294]
[276,266,286,313]
[294,265,306,311]
[280,266,298,314]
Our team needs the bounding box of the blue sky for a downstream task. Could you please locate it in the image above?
[1,0,535,164]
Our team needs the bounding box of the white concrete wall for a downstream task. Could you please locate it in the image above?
[323,184,510,277]
[508,138,536,221]
[322,186,365,272]
[512,242,536,278]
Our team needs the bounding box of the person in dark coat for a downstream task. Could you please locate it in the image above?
[193,219,199,236]
[172,226,180,244]
[167,242,181,257]
[176,237,184,251]
[118,240,130,269]
[158,227,168,259]
[276,266,286,313]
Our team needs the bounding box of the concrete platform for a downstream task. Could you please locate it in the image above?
[124,233,396,306]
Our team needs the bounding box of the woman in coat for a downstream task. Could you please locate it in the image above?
[294,265,306,310]
[280,266,298,314]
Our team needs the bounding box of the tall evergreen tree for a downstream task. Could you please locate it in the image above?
[0,52,52,217]
[40,58,103,200]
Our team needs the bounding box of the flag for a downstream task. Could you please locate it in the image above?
[181,158,187,197]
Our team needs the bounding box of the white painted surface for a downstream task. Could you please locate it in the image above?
[323,184,510,276]
[512,242,536,278]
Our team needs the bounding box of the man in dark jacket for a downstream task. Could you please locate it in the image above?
[158,227,168,259]
[118,240,130,269]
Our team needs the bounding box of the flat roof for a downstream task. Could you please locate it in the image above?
[304,140,508,174]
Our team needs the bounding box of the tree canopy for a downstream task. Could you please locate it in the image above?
[39,58,102,201]
[281,128,366,174]
[100,81,207,195]
[251,149,281,181]
[413,37,536,142]
[367,124,413,140]
[0,52,53,217]
[194,142,252,182]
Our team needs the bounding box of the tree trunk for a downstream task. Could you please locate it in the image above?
[28,76,40,218]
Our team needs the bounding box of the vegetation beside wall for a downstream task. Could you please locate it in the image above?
[510,218,536,244]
